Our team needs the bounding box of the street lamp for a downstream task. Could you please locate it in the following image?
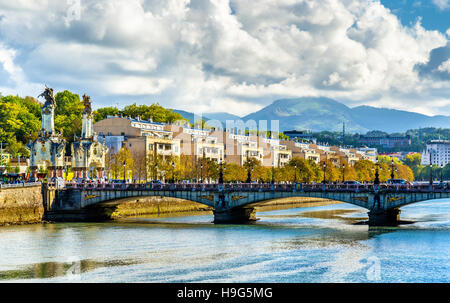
[218,158,224,184]
[246,151,252,184]
[429,151,433,186]
[123,161,126,183]
[342,163,345,183]
[322,162,326,184]
[271,162,275,185]
[390,160,395,180]
[171,161,175,184]
[200,162,204,183]
[294,164,297,183]
[374,163,380,185]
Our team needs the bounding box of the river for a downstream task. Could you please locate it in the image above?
[0,200,449,283]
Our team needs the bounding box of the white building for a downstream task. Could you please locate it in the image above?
[421,140,450,167]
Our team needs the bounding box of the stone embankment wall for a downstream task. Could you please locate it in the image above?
[110,196,337,219]
[0,185,44,225]
[110,196,213,218]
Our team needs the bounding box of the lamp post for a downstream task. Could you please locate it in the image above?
[374,163,380,185]
[218,159,224,184]
[123,161,126,184]
[171,161,175,184]
[271,162,275,185]
[322,162,326,184]
[294,164,297,183]
[429,151,433,186]
[341,163,345,183]
[200,162,203,183]
[390,160,395,180]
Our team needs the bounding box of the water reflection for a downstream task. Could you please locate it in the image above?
[0,259,141,280]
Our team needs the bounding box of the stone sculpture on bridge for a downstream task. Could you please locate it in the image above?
[71,94,108,180]
[27,86,66,180]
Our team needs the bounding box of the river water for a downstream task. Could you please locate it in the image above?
[0,200,449,283]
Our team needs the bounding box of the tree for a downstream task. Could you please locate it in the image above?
[353,160,375,182]
[113,147,135,181]
[54,90,84,151]
[94,107,120,122]
[132,150,148,182]
[288,158,315,183]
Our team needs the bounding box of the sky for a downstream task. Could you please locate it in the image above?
[0,0,448,117]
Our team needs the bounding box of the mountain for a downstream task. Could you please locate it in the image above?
[351,106,450,133]
[174,97,450,133]
[242,97,363,132]
[172,109,241,126]
[203,112,242,123]
[242,97,450,133]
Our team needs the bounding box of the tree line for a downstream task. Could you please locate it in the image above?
[0,90,187,157]
[104,147,414,183]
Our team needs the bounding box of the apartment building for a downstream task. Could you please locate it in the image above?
[94,116,180,159]
[93,116,377,173]
[281,140,320,163]
[421,140,450,167]
[225,133,264,165]
[260,138,291,167]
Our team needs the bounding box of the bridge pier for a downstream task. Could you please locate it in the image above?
[213,207,258,224]
[44,206,117,222]
[368,208,401,226]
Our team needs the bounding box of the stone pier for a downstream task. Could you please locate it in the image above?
[213,207,258,224]
[368,208,401,226]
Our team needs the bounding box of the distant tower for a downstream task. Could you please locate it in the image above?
[342,122,345,147]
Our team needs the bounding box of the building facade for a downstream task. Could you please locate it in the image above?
[359,135,411,148]
[421,140,450,167]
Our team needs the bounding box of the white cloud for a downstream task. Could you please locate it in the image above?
[432,0,450,10]
[0,0,448,116]
[437,59,450,73]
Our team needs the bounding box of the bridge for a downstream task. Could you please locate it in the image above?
[43,182,450,225]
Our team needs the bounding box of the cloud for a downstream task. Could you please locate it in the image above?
[432,0,450,10]
[0,0,448,116]
[438,59,450,73]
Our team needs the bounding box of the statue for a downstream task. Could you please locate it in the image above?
[82,94,92,115]
[38,85,56,108]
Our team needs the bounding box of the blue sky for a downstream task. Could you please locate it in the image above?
[0,0,448,116]
[381,0,449,33]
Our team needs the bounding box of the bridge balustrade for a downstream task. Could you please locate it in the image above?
[58,182,450,194]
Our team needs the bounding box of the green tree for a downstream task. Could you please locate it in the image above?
[54,90,84,149]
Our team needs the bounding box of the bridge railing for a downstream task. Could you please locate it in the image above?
[61,182,450,193]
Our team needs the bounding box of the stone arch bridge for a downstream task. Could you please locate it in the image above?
[43,182,450,225]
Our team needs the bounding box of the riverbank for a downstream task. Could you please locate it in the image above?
[0,185,44,226]
[110,196,213,219]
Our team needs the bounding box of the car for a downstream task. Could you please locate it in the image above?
[342,180,362,185]
[386,179,409,185]
[110,179,126,184]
